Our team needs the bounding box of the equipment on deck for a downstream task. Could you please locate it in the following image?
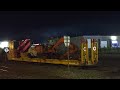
[7,37,98,66]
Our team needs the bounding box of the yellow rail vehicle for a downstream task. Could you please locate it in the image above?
[7,37,98,66]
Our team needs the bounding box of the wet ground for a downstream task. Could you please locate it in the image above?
[0,55,120,79]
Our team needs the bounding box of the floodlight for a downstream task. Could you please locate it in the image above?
[111,36,117,41]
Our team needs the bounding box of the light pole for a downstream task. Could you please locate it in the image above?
[64,36,70,71]
[67,46,70,70]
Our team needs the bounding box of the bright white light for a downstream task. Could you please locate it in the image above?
[111,36,117,40]
[112,40,118,44]
[33,44,39,45]
[64,36,70,47]
[0,41,9,49]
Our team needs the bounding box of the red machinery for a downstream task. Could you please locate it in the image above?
[44,37,79,59]
[11,37,79,59]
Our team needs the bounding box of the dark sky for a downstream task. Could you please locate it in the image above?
[1,11,120,43]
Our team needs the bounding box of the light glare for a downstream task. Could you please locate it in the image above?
[0,41,9,49]
[111,36,117,40]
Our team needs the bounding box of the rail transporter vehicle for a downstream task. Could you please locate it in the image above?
[6,36,98,66]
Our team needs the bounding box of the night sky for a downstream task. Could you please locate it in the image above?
[1,11,120,43]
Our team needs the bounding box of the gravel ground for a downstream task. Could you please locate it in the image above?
[0,55,120,79]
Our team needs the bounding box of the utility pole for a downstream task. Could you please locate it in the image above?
[64,36,70,71]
